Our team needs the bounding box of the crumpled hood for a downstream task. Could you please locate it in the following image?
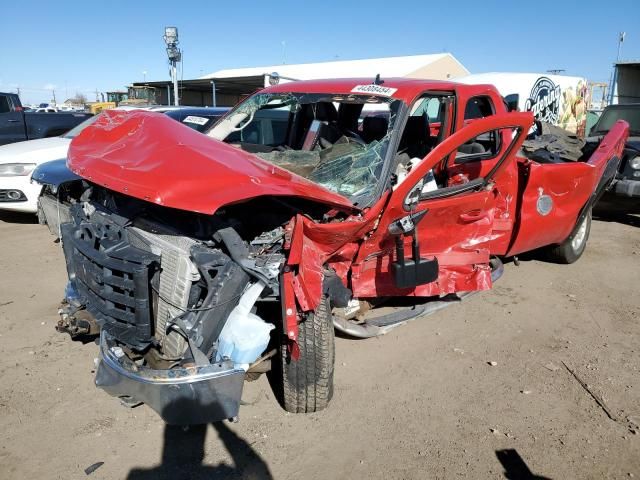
[67,110,357,214]
[0,136,70,165]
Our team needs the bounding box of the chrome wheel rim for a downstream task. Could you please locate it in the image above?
[571,216,588,251]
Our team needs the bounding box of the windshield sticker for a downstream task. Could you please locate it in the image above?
[351,85,398,97]
[183,115,208,126]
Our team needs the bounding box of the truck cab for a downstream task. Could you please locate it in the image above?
[0,93,27,145]
[0,92,91,146]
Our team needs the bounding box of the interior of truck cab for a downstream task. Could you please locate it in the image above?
[208,93,401,203]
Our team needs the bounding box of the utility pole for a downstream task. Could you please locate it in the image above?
[163,27,181,106]
[608,32,626,105]
[51,89,57,105]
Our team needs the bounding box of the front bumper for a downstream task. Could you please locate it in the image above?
[612,178,640,198]
[0,175,41,213]
[95,331,246,425]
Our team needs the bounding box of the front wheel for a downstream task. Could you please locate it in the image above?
[281,297,335,413]
[546,208,592,264]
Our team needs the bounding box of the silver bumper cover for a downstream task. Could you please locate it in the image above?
[95,331,245,425]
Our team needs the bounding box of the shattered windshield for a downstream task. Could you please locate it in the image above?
[209,92,401,204]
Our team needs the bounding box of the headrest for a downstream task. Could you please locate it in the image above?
[314,102,338,122]
[362,116,388,143]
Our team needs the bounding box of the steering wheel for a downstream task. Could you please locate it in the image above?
[344,129,367,146]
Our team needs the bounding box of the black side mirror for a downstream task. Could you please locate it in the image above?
[388,210,439,289]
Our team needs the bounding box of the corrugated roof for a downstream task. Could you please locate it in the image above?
[198,53,468,80]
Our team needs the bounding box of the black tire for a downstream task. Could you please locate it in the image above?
[281,297,334,413]
[546,208,592,264]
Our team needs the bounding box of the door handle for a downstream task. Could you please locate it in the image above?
[7,119,19,123]
[459,210,489,222]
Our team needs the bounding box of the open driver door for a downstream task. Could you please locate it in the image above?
[351,112,533,299]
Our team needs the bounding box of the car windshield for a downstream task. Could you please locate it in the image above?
[593,107,640,135]
[63,114,102,139]
[209,92,401,204]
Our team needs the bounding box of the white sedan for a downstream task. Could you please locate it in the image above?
[1,106,229,214]
[0,135,74,213]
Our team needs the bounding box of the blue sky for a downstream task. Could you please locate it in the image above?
[1,0,638,104]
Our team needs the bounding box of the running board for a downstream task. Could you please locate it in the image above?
[333,257,504,338]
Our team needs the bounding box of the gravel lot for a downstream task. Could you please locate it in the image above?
[0,208,638,480]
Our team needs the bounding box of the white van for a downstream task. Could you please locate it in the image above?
[457,72,588,136]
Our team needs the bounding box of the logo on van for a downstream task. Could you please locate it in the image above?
[524,77,561,124]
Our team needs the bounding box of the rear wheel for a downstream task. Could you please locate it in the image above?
[546,208,592,264]
[281,297,334,413]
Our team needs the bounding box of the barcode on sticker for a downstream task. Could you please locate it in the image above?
[183,116,208,125]
[350,85,398,97]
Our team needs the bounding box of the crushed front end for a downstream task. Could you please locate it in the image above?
[58,187,289,424]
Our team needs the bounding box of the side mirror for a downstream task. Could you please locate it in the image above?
[387,210,428,235]
[504,94,519,112]
[387,210,439,289]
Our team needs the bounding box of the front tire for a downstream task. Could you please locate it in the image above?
[546,208,592,264]
[281,297,335,413]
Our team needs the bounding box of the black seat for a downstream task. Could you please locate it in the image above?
[314,102,341,143]
[399,115,432,159]
[361,116,388,143]
[457,142,485,154]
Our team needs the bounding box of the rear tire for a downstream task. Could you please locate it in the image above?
[546,208,592,264]
[281,297,334,413]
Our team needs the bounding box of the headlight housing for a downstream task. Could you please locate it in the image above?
[0,163,37,177]
[629,156,640,170]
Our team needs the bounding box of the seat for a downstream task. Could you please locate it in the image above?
[457,142,485,155]
[361,116,388,143]
[399,115,432,159]
[314,102,342,144]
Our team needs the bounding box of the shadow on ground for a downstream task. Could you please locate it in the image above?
[0,210,38,224]
[127,421,272,480]
[594,196,640,228]
[496,449,552,480]
[593,211,640,228]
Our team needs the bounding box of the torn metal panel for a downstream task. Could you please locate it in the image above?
[285,195,388,312]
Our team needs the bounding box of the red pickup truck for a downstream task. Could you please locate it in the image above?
[49,77,628,424]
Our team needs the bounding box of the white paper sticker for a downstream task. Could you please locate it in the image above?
[183,115,209,126]
[350,84,398,97]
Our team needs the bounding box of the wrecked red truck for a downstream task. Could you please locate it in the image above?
[44,78,628,424]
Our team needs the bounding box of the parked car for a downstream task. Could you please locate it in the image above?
[161,106,230,133]
[0,92,91,145]
[2,107,228,215]
[0,117,97,213]
[40,78,628,425]
[588,103,640,201]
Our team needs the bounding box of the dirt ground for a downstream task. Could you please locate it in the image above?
[0,208,638,480]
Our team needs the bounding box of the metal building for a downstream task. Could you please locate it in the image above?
[133,53,469,107]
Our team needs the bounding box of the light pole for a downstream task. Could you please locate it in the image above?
[143,70,147,82]
[608,32,626,105]
[163,26,181,106]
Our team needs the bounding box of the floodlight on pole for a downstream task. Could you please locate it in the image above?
[163,26,181,106]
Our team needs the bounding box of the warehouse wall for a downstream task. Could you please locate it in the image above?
[616,64,640,104]
[405,55,469,80]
